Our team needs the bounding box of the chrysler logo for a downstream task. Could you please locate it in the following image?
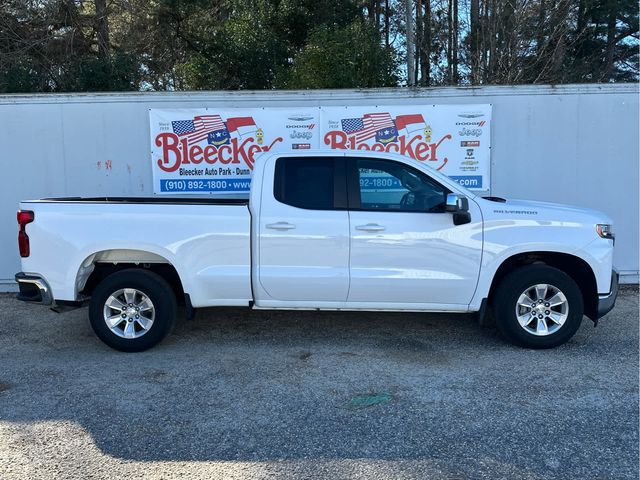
[287,115,314,122]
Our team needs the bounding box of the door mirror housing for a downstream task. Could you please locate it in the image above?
[445,193,471,225]
[445,193,469,213]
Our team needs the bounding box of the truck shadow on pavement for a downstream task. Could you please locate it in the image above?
[0,292,638,479]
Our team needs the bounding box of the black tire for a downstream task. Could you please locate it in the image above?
[493,265,584,349]
[89,269,176,352]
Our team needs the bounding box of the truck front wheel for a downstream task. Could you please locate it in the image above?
[493,265,584,349]
[88,269,176,352]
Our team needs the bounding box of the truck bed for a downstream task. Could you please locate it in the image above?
[19,199,252,305]
[30,197,249,205]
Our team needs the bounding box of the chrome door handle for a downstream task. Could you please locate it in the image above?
[266,222,296,230]
[355,223,385,232]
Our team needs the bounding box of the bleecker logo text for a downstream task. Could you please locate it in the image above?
[325,112,452,170]
[324,131,451,169]
[155,133,283,173]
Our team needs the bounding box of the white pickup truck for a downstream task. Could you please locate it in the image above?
[15,150,618,351]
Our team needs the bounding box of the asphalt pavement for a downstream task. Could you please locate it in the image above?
[0,288,638,479]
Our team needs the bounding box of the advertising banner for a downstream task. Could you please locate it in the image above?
[150,104,491,194]
[150,108,320,194]
[321,105,491,190]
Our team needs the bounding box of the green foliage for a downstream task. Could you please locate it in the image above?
[166,0,396,90]
[272,0,361,49]
[0,0,142,92]
[63,54,141,92]
[177,2,289,89]
[0,54,140,93]
[0,0,637,92]
[278,20,399,89]
[0,58,44,93]
[566,0,639,83]
[456,0,639,86]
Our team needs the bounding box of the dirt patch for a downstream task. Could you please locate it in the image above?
[142,369,169,383]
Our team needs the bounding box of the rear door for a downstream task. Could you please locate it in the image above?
[346,156,482,307]
[257,155,350,303]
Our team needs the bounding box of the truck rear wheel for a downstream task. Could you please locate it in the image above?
[88,269,176,352]
[493,265,584,349]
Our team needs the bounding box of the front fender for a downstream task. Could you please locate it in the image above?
[471,220,610,308]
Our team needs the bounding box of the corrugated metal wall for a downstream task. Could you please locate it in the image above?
[1,84,637,289]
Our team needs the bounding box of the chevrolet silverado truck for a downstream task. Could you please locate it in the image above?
[15,150,618,351]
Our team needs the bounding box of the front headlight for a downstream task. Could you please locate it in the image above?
[596,224,614,240]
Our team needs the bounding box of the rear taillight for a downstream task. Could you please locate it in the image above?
[17,210,34,257]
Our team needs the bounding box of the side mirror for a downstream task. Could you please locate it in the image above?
[445,193,469,213]
[445,193,471,225]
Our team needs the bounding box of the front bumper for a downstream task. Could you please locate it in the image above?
[595,270,619,320]
[15,273,53,305]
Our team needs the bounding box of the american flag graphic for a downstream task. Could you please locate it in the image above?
[171,115,225,143]
[341,113,395,143]
[341,118,365,135]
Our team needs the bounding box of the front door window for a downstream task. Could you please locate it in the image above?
[355,158,449,213]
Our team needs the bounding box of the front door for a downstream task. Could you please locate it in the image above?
[346,157,482,307]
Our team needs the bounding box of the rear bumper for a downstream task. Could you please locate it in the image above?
[15,273,53,305]
[595,270,619,320]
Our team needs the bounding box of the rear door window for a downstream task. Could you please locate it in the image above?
[274,157,346,210]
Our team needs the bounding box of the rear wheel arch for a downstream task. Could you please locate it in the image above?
[487,251,598,319]
[76,249,186,304]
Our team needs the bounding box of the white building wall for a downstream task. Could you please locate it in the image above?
[1,84,637,290]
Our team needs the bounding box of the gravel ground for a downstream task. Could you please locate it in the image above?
[0,288,637,480]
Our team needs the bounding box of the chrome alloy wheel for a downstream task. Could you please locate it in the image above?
[102,288,155,339]
[515,284,569,336]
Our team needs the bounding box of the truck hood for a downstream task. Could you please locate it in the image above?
[480,197,613,225]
